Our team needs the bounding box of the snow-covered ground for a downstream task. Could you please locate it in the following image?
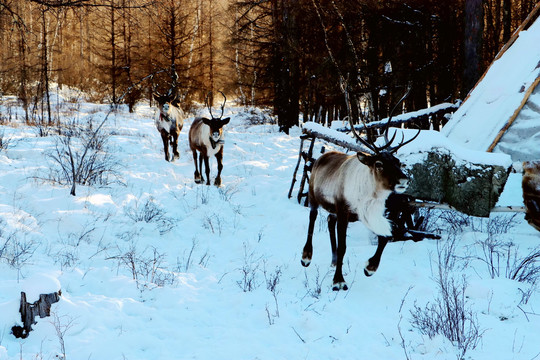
[0,95,539,360]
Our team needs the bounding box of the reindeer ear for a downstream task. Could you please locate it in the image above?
[356,152,372,165]
[221,117,230,126]
[153,93,160,102]
[202,117,212,126]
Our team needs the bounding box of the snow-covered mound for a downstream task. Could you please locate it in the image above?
[0,100,539,360]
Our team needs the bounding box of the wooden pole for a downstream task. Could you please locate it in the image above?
[410,201,526,213]
[487,75,540,152]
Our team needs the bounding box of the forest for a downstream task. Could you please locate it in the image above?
[0,0,538,132]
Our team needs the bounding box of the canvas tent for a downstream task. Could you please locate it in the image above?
[442,3,540,162]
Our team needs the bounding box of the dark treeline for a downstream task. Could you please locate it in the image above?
[0,0,537,132]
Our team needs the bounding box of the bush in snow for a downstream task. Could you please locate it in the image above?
[107,243,176,290]
[123,197,175,235]
[0,129,12,152]
[236,243,262,292]
[45,113,122,196]
[409,236,483,359]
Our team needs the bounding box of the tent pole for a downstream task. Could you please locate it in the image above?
[487,75,540,152]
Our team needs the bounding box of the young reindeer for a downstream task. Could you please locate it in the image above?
[301,120,419,291]
[154,90,185,162]
[189,91,230,186]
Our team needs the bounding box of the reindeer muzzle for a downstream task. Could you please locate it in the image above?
[211,133,222,142]
[394,178,409,194]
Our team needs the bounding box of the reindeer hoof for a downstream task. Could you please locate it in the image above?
[332,282,348,291]
[364,268,375,277]
[301,258,311,267]
[214,178,222,186]
[364,260,377,277]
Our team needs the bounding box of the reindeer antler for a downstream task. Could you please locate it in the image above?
[348,116,378,154]
[383,84,411,145]
[205,91,214,119]
[349,84,420,154]
[218,91,226,119]
[387,128,421,154]
[205,91,227,120]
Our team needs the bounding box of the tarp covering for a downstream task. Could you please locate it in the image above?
[442,17,540,161]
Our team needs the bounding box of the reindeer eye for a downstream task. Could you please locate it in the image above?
[375,161,384,170]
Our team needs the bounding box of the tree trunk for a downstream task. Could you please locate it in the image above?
[463,0,483,96]
[502,0,512,43]
[273,0,299,134]
[110,0,117,105]
[41,8,52,125]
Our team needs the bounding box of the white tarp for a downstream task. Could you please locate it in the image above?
[442,17,540,161]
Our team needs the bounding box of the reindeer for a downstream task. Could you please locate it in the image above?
[301,120,419,291]
[154,90,184,162]
[523,160,540,232]
[189,92,230,186]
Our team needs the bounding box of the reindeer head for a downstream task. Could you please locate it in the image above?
[202,91,230,143]
[350,118,419,194]
[153,90,180,116]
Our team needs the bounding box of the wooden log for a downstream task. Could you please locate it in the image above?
[297,137,316,206]
[333,102,460,133]
[11,290,61,339]
[302,123,368,153]
[288,135,307,199]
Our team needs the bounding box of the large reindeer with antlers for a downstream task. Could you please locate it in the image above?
[301,114,420,291]
[154,89,185,162]
[189,92,230,186]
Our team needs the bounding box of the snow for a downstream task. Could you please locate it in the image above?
[0,98,539,360]
[443,17,540,159]
[388,128,513,168]
[304,122,513,168]
[332,101,459,132]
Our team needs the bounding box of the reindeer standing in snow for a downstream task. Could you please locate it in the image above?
[189,92,230,186]
[154,90,185,162]
[301,120,419,291]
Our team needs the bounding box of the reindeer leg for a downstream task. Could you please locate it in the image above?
[198,152,205,183]
[333,211,349,291]
[161,130,170,161]
[192,150,202,184]
[301,204,318,267]
[328,214,338,266]
[171,132,180,161]
[214,149,223,186]
[203,156,211,186]
[364,236,390,277]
